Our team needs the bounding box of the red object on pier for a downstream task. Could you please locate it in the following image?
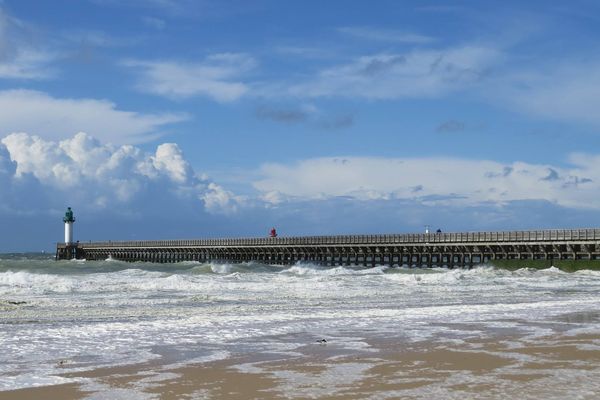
[270,227,277,238]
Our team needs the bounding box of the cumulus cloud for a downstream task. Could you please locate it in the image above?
[254,156,598,209]
[123,53,257,101]
[0,144,15,208]
[1,133,599,247]
[0,89,187,144]
[0,143,15,175]
[282,46,501,99]
[151,143,194,183]
[0,132,242,215]
[202,183,242,214]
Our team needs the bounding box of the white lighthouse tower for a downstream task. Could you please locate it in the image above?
[63,207,75,244]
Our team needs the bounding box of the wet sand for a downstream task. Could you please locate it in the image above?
[0,383,84,400]
[3,326,600,399]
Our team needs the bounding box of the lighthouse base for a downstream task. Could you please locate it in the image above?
[56,243,82,260]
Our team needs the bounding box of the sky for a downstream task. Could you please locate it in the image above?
[2,0,600,251]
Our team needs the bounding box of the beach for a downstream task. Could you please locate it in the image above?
[5,328,600,399]
[2,255,600,398]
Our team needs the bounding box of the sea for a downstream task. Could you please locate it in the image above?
[2,253,600,398]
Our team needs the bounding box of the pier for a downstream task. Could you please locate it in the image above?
[56,228,600,268]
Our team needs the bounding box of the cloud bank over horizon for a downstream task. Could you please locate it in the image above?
[0,132,242,219]
[1,131,598,219]
[1,131,599,251]
[255,156,597,210]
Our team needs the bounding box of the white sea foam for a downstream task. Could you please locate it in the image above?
[263,362,373,397]
[0,270,77,295]
[0,373,76,391]
[282,264,387,276]
[1,259,600,392]
[210,263,233,274]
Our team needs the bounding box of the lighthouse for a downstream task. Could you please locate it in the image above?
[63,207,75,244]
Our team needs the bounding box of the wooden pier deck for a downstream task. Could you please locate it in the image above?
[56,228,600,268]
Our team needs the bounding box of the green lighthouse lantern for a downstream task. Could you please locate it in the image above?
[63,207,75,223]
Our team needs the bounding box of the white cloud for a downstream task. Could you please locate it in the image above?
[270,43,600,128]
[0,132,242,214]
[283,46,501,99]
[260,190,288,206]
[0,143,15,208]
[151,142,194,183]
[254,156,598,209]
[201,183,243,214]
[0,7,55,79]
[0,48,56,79]
[123,53,257,101]
[0,89,187,144]
[494,60,600,127]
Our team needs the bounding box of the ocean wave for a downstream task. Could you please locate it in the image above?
[0,270,77,295]
[2,255,600,395]
[281,263,388,276]
[1,259,598,297]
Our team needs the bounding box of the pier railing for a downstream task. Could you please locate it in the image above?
[61,228,600,249]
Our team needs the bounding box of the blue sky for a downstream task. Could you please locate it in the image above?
[2,0,600,251]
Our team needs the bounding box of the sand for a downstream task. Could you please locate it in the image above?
[3,325,600,399]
